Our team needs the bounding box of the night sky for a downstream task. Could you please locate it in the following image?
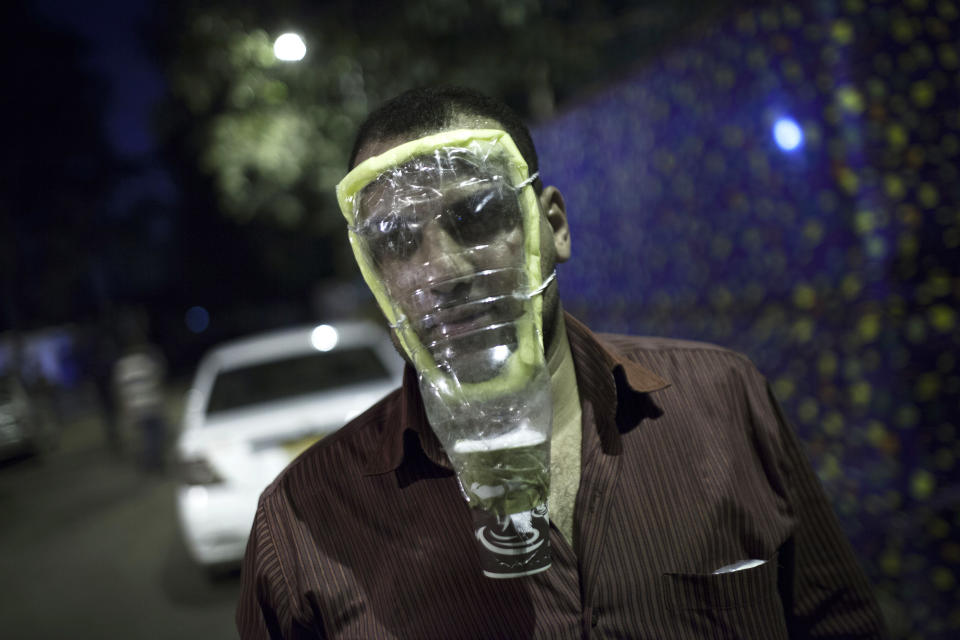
[33,0,163,158]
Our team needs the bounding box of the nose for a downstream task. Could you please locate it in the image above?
[418,221,474,299]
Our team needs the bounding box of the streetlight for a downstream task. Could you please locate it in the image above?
[274,33,306,62]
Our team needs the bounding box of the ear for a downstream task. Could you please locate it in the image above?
[540,186,570,263]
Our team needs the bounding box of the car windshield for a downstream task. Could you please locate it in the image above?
[205,346,391,416]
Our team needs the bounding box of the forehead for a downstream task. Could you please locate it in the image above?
[352,116,506,167]
[357,146,511,220]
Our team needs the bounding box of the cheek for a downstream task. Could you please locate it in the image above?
[472,228,527,289]
[479,227,525,267]
[377,261,418,302]
[469,232,527,327]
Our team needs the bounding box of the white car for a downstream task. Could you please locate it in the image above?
[175,321,403,569]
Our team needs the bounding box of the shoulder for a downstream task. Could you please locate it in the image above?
[597,332,760,379]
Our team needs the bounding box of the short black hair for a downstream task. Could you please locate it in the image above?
[348,86,541,191]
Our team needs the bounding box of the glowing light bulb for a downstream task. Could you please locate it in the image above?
[773,117,803,151]
[274,33,306,61]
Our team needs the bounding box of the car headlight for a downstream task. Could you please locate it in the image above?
[178,455,224,485]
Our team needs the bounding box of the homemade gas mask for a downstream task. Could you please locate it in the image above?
[338,129,555,577]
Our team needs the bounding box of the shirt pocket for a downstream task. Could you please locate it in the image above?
[662,553,789,640]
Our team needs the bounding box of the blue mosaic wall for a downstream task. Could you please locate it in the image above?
[534,1,959,637]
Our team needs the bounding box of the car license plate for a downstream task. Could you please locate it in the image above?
[282,433,325,460]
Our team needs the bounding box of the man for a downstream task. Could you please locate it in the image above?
[237,87,886,638]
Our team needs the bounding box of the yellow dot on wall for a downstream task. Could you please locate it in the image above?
[781,60,804,83]
[747,47,768,69]
[838,167,860,194]
[710,236,733,260]
[918,182,940,208]
[928,272,952,297]
[793,284,816,309]
[819,351,839,377]
[792,318,814,342]
[841,274,863,299]
[915,373,942,401]
[798,397,819,424]
[884,174,906,199]
[783,4,804,27]
[929,518,950,538]
[880,549,901,576]
[802,220,824,243]
[722,125,745,147]
[866,421,888,447]
[906,315,927,343]
[832,19,854,44]
[836,86,865,113]
[911,80,936,108]
[933,567,956,591]
[898,232,919,256]
[823,411,843,436]
[938,1,959,20]
[929,305,957,332]
[736,12,757,35]
[887,123,909,149]
[866,235,887,259]
[854,210,877,234]
[819,453,841,480]
[935,447,955,470]
[939,43,959,69]
[850,381,872,406]
[712,287,734,310]
[910,469,936,500]
[714,67,736,89]
[773,377,796,400]
[896,404,921,429]
[857,313,882,342]
[759,8,780,30]
[891,17,914,43]
[844,0,866,13]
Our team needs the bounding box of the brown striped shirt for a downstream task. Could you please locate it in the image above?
[237,313,887,639]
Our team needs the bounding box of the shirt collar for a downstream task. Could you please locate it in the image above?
[562,313,669,394]
[362,312,670,476]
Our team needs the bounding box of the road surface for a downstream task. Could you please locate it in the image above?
[0,401,241,639]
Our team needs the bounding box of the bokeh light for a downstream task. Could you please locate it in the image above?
[773,117,804,151]
[184,306,210,334]
[310,324,338,352]
[273,33,306,62]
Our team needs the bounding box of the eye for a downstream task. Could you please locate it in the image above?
[362,214,420,262]
[444,188,521,246]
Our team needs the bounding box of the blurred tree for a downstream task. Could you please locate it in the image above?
[150,0,747,284]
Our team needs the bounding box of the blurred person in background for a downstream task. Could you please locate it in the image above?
[112,310,167,472]
[89,317,122,454]
[237,87,887,638]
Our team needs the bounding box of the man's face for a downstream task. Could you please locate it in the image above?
[353,148,529,365]
[350,123,567,369]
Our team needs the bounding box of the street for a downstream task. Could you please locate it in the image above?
[0,397,240,640]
